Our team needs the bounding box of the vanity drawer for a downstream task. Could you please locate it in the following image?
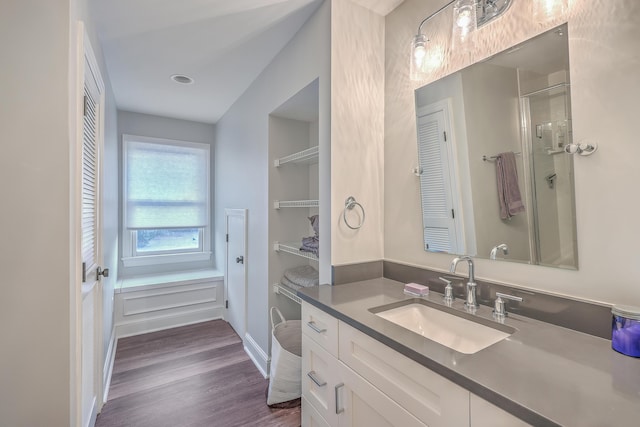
[302,334,339,426]
[338,321,470,427]
[302,301,339,357]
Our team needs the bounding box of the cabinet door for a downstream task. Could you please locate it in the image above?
[302,397,332,427]
[339,321,470,426]
[337,361,427,427]
[302,335,340,426]
[470,394,531,427]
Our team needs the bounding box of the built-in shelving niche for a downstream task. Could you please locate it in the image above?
[268,79,320,315]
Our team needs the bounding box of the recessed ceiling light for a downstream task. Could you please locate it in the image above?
[171,74,194,84]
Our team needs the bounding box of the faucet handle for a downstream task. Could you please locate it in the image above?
[493,292,523,318]
[438,277,455,303]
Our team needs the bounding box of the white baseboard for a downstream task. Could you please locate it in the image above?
[102,327,117,403]
[116,306,224,338]
[244,332,271,379]
[86,396,97,427]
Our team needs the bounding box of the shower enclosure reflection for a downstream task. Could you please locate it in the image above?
[415,24,578,269]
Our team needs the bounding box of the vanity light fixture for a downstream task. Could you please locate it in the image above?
[411,0,514,81]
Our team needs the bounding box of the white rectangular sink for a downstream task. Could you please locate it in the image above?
[373,302,512,354]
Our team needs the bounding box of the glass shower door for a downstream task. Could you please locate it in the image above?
[524,85,578,269]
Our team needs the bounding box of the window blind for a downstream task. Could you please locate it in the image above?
[124,138,209,230]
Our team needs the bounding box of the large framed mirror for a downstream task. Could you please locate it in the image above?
[415,24,577,269]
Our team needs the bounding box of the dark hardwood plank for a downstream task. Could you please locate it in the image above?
[96,320,300,427]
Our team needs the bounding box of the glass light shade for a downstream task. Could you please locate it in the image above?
[410,34,428,81]
[410,34,445,81]
[533,0,567,23]
[452,0,477,46]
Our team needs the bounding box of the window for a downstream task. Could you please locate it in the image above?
[122,135,211,267]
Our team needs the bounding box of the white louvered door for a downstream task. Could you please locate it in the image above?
[82,81,99,280]
[416,105,459,253]
[80,36,104,427]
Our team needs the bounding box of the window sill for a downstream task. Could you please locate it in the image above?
[116,268,224,294]
[122,251,212,268]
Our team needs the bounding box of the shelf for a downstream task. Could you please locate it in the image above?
[273,283,301,304]
[274,199,319,209]
[274,242,319,260]
[274,146,319,167]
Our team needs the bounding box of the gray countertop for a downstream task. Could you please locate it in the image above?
[297,278,640,427]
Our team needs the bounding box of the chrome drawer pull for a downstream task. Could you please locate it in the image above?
[307,321,327,334]
[307,371,327,387]
[335,383,345,414]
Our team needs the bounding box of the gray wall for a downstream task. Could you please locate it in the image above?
[215,1,330,373]
[117,111,216,277]
[0,1,72,424]
[0,0,119,424]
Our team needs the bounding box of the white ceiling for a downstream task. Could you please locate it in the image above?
[92,0,324,124]
[92,0,404,124]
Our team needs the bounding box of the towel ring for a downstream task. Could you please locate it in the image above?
[343,196,365,230]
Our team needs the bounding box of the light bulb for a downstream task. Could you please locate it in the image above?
[452,0,477,46]
[410,34,429,80]
[414,44,426,65]
[456,10,473,28]
[534,0,567,23]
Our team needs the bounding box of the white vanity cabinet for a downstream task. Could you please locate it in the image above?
[470,394,531,427]
[301,301,531,427]
[338,320,469,426]
[301,302,425,427]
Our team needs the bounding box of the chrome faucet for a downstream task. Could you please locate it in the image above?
[489,244,509,260]
[449,256,479,309]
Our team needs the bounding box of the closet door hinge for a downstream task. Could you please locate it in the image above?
[451,209,455,219]
[225,300,229,309]
[226,233,229,242]
[443,131,447,142]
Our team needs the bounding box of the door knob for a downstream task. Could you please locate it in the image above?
[236,256,244,264]
[97,266,109,279]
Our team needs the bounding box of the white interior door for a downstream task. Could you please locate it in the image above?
[416,100,464,254]
[79,28,105,427]
[225,209,247,338]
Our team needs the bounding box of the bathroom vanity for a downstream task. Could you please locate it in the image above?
[298,279,640,427]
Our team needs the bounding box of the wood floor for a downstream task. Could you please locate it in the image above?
[96,320,301,427]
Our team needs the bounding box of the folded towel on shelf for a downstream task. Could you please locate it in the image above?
[495,151,525,220]
[280,276,302,290]
[283,265,319,287]
[308,215,319,236]
[300,238,319,256]
[300,215,320,255]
